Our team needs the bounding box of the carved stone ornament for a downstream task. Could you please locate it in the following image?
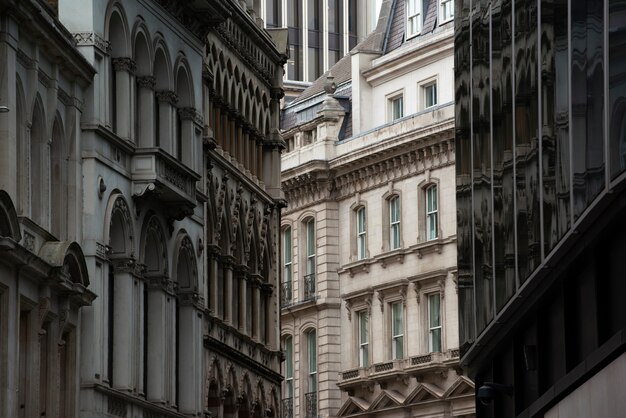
[73,32,112,54]
[323,72,337,95]
[136,75,156,90]
[111,57,137,74]
[178,107,198,121]
[156,90,179,105]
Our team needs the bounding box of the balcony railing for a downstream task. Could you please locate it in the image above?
[281,398,293,418]
[281,281,292,307]
[304,392,317,418]
[303,274,316,301]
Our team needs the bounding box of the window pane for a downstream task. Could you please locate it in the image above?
[284,227,292,264]
[286,337,293,377]
[308,331,316,372]
[430,328,441,352]
[307,220,315,256]
[392,302,403,335]
[429,294,440,327]
[394,336,403,359]
[360,312,368,343]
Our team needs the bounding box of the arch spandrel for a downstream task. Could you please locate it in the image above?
[0,190,21,241]
[105,193,135,258]
[139,213,168,276]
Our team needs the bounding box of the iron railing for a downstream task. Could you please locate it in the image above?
[281,281,292,307]
[281,398,293,418]
[303,274,316,301]
[304,392,317,418]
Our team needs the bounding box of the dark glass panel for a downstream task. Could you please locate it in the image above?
[609,0,626,178]
[514,0,540,283]
[541,0,570,255]
[493,0,516,311]
[571,0,605,218]
[287,0,302,80]
[348,0,358,49]
[308,47,321,81]
[308,0,320,29]
[308,0,323,80]
[472,0,493,335]
[455,0,475,353]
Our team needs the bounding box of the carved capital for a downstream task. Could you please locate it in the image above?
[111,257,137,275]
[136,75,156,90]
[112,57,136,74]
[156,90,179,105]
[178,106,198,121]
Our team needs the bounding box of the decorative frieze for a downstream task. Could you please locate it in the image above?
[57,88,73,107]
[73,32,112,54]
[38,69,52,88]
[16,49,34,69]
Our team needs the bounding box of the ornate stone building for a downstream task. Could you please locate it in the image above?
[0,0,286,417]
[279,1,474,417]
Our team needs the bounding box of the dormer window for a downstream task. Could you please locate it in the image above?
[440,0,454,24]
[407,0,422,38]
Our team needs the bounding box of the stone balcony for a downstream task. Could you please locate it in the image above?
[337,349,460,389]
[131,147,200,220]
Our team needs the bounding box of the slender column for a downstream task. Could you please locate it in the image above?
[250,135,257,175]
[208,247,220,315]
[223,257,233,324]
[111,58,136,140]
[136,76,156,147]
[256,139,263,179]
[156,90,178,155]
[145,275,171,403]
[253,279,261,340]
[242,128,250,171]
[178,107,196,167]
[213,103,222,147]
[240,275,248,333]
[177,293,202,414]
[111,257,136,391]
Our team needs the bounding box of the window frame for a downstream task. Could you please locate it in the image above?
[307,329,317,391]
[356,206,367,260]
[389,196,401,250]
[283,226,293,300]
[284,335,294,399]
[426,184,439,241]
[406,0,422,39]
[358,310,369,367]
[423,82,438,109]
[428,293,442,353]
[439,0,454,24]
[391,301,404,360]
[305,218,316,275]
[388,94,404,122]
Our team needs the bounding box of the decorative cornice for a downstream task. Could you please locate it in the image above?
[16,49,34,69]
[38,69,52,88]
[73,32,112,54]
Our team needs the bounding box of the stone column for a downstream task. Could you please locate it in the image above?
[177,291,203,414]
[240,274,248,333]
[178,107,196,167]
[111,58,136,140]
[156,90,178,155]
[145,275,171,403]
[111,257,136,391]
[223,257,234,324]
[208,246,220,315]
[136,76,156,147]
[252,279,261,340]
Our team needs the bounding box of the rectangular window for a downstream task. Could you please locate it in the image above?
[424,83,437,109]
[426,185,438,240]
[440,0,454,23]
[328,0,343,69]
[285,336,294,397]
[307,0,323,81]
[266,0,281,28]
[348,0,358,49]
[287,0,302,80]
[390,96,404,121]
[407,0,422,38]
[283,227,292,304]
[358,311,369,367]
[391,302,404,359]
[356,207,367,260]
[390,196,401,250]
[428,293,442,352]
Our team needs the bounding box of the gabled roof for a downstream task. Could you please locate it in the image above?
[442,376,475,399]
[337,396,370,417]
[405,382,444,404]
[370,389,406,411]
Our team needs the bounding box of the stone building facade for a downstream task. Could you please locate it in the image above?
[279,1,474,417]
[0,0,286,417]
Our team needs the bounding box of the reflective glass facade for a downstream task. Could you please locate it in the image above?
[457,0,626,415]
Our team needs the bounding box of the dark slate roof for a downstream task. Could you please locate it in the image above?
[384,0,405,54]
[422,0,438,35]
[290,52,352,105]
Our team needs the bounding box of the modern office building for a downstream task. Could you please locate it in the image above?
[261,0,380,98]
[280,1,474,417]
[456,0,626,417]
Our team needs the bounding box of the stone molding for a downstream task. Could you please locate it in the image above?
[73,32,112,54]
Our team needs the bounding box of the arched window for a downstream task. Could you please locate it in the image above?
[305,329,317,418]
[303,218,315,301]
[30,99,47,227]
[282,336,294,409]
